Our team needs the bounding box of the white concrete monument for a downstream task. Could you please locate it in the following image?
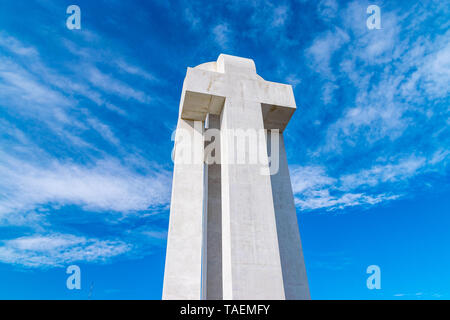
[163,54,310,300]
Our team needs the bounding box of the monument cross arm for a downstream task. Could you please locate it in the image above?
[180,54,296,132]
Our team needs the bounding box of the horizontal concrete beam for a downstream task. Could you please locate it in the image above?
[180,66,296,126]
[261,103,296,132]
[181,90,226,121]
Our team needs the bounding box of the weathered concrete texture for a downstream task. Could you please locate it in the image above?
[163,54,310,300]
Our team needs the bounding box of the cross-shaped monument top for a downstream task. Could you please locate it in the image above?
[164,54,309,300]
[180,54,297,132]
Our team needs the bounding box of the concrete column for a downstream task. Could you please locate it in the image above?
[162,118,205,300]
[205,114,222,300]
[268,132,310,299]
[220,95,285,300]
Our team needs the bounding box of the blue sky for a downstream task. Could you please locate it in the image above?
[0,0,448,299]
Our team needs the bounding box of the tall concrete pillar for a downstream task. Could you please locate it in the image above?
[205,114,222,300]
[162,54,310,300]
[268,132,310,299]
[220,90,285,300]
[162,92,205,300]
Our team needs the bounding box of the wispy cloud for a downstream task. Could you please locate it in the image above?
[294,186,399,211]
[0,234,131,268]
[307,251,353,271]
[183,6,201,30]
[393,292,444,299]
[290,153,442,211]
[0,32,39,57]
[305,27,349,79]
[213,23,233,49]
[115,59,158,82]
[317,0,339,21]
[339,156,426,190]
[0,154,171,219]
[85,66,151,104]
[271,5,289,27]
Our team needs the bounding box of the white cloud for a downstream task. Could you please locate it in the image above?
[401,35,450,101]
[291,165,336,194]
[184,6,201,29]
[285,74,301,87]
[0,57,71,110]
[290,155,430,211]
[0,155,171,219]
[350,8,401,65]
[0,234,131,267]
[317,0,338,21]
[213,23,232,49]
[295,188,399,211]
[292,143,450,211]
[305,27,349,84]
[272,5,289,27]
[321,82,339,105]
[86,67,151,104]
[430,149,450,165]
[340,156,426,190]
[85,115,120,146]
[393,292,443,298]
[115,59,157,82]
[321,100,407,153]
[0,32,39,57]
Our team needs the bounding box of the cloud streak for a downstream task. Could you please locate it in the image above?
[291,153,445,211]
[0,234,131,268]
[0,154,171,219]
